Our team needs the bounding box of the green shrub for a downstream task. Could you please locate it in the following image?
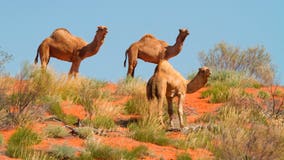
[7,127,41,157]
[193,103,284,160]
[92,115,116,129]
[72,78,110,119]
[48,100,77,125]
[43,125,70,138]
[257,90,270,99]
[0,133,3,145]
[75,127,94,139]
[176,152,192,160]
[185,128,214,150]
[128,116,170,146]
[201,82,230,103]
[124,92,149,115]
[116,77,146,96]
[49,144,76,159]
[80,140,148,160]
[83,140,124,160]
[124,145,149,160]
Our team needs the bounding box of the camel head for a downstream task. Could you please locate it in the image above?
[186,66,211,94]
[176,28,189,43]
[96,26,108,39]
[198,66,211,80]
[179,28,190,36]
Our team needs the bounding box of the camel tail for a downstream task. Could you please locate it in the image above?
[34,45,40,64]
[123,49,128,67]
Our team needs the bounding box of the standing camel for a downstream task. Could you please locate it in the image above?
[124,28,190,77]
[34,26,108,78]
[147,60,210,128]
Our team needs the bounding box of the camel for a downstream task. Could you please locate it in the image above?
[123,28,190,77]
[146,60,210,129]
[34,26,108,78]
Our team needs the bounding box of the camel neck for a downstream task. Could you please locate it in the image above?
[186,75,207,94]
[79,34,105,59]
[164,36,185,60]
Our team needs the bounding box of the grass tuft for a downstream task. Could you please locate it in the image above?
[43,125,70,138]
[49,144,76,159]
[7,127,42,158]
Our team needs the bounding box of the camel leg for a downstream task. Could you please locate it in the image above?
[127,60,137,77]
[156,80,167,127]
[166,96,174,128]
[157,97,165,127]
[177,94,185,128]
[39,42,50,71]
[69,58,81,79]
[126,48,138,77]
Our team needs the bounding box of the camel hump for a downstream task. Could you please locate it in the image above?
[51,28,71,36]
[140,34,156,41]
[53,28,71,33]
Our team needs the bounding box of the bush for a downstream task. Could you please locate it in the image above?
[72,78,110,119]
[92,115,116,129]
[49,144,76,159]
[124,145,149,160]
[199,42,275,84]
[0,64,53,127]
[48,100,77,125]
[74,127,94,139]
[7,127,42,158]
[43,125,70,138]
[79,140,149,160]
[115,77,146,96]
[257,90,270,99]
[176,153,192,160]
[124,92,150,115]
[82,140,124,160]
[0,133,3,145]
[193,103,284,160]
[128,115,170,146]
[200,71,254,103]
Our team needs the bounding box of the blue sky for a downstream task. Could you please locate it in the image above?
[1,1,283,84]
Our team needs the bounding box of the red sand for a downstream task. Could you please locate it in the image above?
[1,84,282,160]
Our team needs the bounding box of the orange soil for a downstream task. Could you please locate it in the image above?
[2,84,282,160]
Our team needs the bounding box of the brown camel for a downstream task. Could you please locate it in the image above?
[146,60,210,128]
[34,26,108,78]
[124,28,190,77]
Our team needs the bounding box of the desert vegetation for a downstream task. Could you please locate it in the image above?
[0,42,283,160]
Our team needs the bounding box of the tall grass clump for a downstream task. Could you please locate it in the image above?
[176,153,192,160]
[124,91,150,115]
[0,133,3,145]
[74,127,94,139]
[43,125,70,138]
[6,127,42,158]
[200,71,255,103]
[81,99,120,129]
[71,78,111,120]
[190,101,284,160]
[79,139,149,160]
[116,77,146,96]
[91,115,116,129]
[128,113,171,146]
[0,63,54,128]
[199,42,275,85]
[48,99,77,125]
[49,144,76,160]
